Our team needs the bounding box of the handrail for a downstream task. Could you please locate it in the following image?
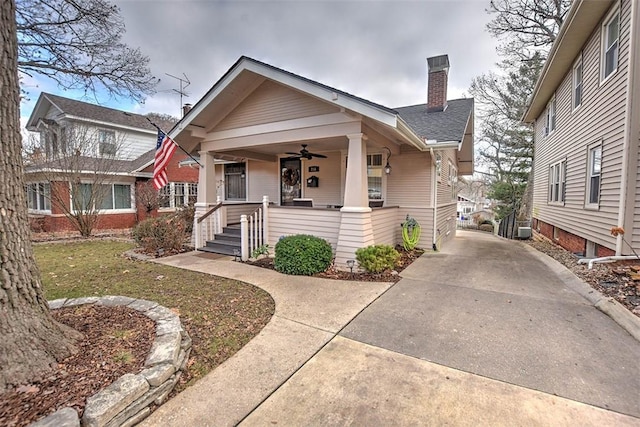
[196,202,223,224]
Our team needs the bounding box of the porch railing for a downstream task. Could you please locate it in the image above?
[240,196,270,261]
[194,198,223,249]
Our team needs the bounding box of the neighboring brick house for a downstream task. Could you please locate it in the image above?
[25,93,199,233]
[523,0,640,258]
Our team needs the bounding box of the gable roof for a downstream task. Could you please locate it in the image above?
[523,0,615,122]
[172,56,473,156]
[396,98,474,142]
[26,93,175,133]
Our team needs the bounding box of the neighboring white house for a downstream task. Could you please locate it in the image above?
[24,93,197,232]
[523,0,640,258]
[170,55,474,266]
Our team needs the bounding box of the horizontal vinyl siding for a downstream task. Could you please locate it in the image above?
[397,207,434,249]
[268,207,341,248]
[216,80,339,131]
[247,160,279,203]
[301,151,342,206]
[224,203,263,224]
[436,203,457,247]
[371,207,401,245]
[386,147,432,207]
[532,0,631,252]
[437,149,458,206]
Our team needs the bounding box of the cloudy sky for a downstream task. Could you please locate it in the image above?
[20,0,501,125]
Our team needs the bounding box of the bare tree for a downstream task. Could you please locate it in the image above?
[487,0,571,62]
[28,123,131,236]
[16,0,157,102]
[0,0,82,392]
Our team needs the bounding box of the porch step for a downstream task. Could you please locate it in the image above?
[201,223,242,256]
[201,240,240,256]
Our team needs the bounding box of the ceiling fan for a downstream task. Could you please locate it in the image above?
[285,144,327,160]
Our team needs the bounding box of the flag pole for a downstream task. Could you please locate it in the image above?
[146,117,203,167]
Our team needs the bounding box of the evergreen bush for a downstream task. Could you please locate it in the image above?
[274,234,333,275]
[355,244,400,273]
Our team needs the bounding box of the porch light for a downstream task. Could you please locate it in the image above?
[383,147,392,174]
[346,259,355,273]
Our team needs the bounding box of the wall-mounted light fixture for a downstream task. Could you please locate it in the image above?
[383,147,392,174]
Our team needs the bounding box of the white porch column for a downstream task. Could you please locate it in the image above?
[335,133,375,269]
[194,152,218,248]
[343,133,369,208]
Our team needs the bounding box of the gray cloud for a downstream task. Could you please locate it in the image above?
[21,0,499,121]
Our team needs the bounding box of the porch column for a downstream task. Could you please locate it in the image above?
[335,133,375,269]
[343,133,369,208]
[194,152,217,248]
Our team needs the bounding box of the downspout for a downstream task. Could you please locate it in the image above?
[430,147,438,251]
[616,0,639,255]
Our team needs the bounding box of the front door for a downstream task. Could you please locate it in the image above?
[280,158,301,206]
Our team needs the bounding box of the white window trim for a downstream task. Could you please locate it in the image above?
[548,159,567,205]
[448,161,458,200]
[159,182,198,211]
[435,153,442,182]
[585,143,602,210]
[572,55,583,111]
[26,182,52,213]
[600,5,620,84]
[70,181,135,214]
[545,96,556,136]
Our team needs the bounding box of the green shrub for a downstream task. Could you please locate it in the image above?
[274,234,333,275]
[355,244,400,273]
[132,215,186,254]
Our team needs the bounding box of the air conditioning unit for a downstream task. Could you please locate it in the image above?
[517,227,532,239]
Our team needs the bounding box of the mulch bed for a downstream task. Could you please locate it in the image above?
[247,246,425,282]
[526,235,640,318]
[0,305,155,426]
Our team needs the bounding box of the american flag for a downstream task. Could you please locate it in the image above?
[153,130,178,190]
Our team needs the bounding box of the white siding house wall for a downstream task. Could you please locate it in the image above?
[247,160,279,203]
[268,207,341,249]
[532,0,632,252]
[301,151,343,206]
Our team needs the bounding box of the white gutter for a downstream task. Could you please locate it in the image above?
[616,0,639,255]
[430,147,438,251]
[425,140,462,150]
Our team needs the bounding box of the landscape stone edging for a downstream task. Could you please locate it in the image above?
[31,296,191,427]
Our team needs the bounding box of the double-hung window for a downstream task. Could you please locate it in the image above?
[545,97,556,136]
[602,8,620,80]
[73,183,132,211]
[573,56,583,109]
[548,160,566,204]
[159,182,198,208]
[98,129,117,156]
[448,161,458,200]
[367,154,383,200]
[26,182,51,211]
[587,145,602,207]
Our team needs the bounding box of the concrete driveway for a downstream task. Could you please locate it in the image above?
[242,231,640,426]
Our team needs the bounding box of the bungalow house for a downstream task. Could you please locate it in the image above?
[523,0,640,258]
[171,55,474,267]
[25,93,198,233]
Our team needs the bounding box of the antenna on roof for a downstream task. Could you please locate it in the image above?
[165,73,191,117]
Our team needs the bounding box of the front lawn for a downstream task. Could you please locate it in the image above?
[35,239,275,390]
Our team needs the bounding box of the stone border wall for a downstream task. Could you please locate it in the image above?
[31,296,191,427]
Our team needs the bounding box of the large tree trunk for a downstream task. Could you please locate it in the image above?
[0,0,81,392]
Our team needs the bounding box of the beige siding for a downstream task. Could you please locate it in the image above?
[225,202,263,224]
[216,80,339,131]
[268,207,341,248]
[386,147,432,207]
[247,160,279,202]
[371,207,401,245]
[437,149,458,206]
[532,0,632,252]
[436,203,458,248]
[301,151,343,206]
[396,207,434,249]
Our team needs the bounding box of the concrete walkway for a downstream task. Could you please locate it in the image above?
[141,231,640,426]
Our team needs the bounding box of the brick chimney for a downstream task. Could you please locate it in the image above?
[427,55,449,112]
[182,103,192,117]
